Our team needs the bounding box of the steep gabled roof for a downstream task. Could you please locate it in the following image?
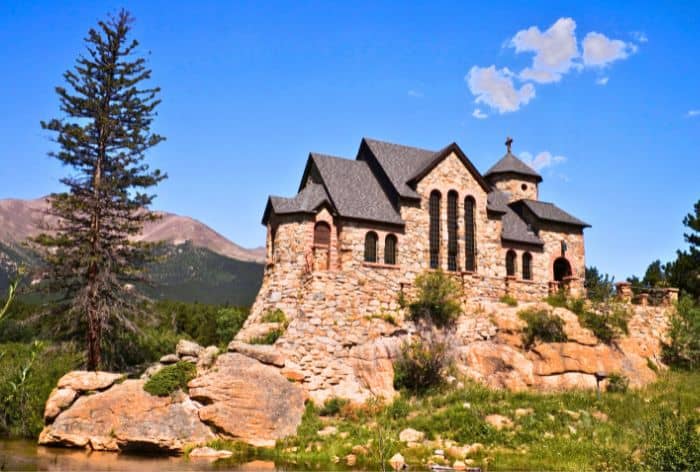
[486,189,510,214]
[299,152,404,225]
[262,183,331,224]
[361,138,437,199]
[408,142,492,193]
[485,152,542,183]
[518,199,590,228]
[501,207,544,246]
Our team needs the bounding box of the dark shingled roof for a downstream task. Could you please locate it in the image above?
[487,189,510,214]
[520,199,590,228]
[362,138,437,199]
[268,182,330,215]
[501,207,544,246]
[485,152,542,182]
[307,153,404,225]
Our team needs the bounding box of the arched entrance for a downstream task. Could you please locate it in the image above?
[553,257,572,282]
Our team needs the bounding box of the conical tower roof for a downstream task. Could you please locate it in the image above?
[484,137,542,183]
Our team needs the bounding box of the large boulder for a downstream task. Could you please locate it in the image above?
[57,371,124,392]
[44,388,78,422]
[188,353,305,447]
[348,336,403,401]
[228,341,285,367]
[39,379,215,453]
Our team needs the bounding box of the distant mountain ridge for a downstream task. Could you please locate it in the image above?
[0,197,265,305]
[0,197,265,263]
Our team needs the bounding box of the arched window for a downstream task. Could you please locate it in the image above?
[553,257,572,281]
[314,222,331,246]
[464,196,476,272]
[522,252,532,280]
[447,190,458,271]
[364,231,378,263]
[506,250,516,277]
[429,190,441,269]
[384,234,397,265]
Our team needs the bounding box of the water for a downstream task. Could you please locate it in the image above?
[0,440,277,471]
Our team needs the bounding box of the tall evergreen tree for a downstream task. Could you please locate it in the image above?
[35,10,165,370]
[667,199,700,300]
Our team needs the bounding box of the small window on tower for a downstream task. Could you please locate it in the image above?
[521,183,528,191]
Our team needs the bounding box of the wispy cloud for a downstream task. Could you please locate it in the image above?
[687,110,700,117]
[520,151,566,171]
[582,32,636,67]
[631,31,648,43]
[466,18,643,115]
[466,65,535,114]
[407,89,423,98]
[472,108,488,119]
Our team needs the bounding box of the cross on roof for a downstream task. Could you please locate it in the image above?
[505,136,513,154]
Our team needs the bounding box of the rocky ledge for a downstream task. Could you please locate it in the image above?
[39,340,305,454]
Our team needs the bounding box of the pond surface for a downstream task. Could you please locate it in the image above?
[0,440,277,471]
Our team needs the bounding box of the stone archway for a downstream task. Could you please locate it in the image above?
[553,257,572,282]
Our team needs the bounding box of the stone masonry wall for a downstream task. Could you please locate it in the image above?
[490,174,540,202]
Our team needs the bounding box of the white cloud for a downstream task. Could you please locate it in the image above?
[595,76,609,85]
[520,151,566,171]
[472,108,488,119]
[631,31,648,43]
[687,110,700,117]
[510,17,580,83]
[582,32,636,67]
[407,89,423,98]
[466,65,536,114]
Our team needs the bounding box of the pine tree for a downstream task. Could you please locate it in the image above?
[35,10,165,370]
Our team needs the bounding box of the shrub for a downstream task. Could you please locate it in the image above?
[215,307,249,346]
[393,339,449,394]
[606,373,629,393]
[662,296,700,370]
[386,396,410,420]
[143,361,197,396]
[519,309,568,349]
[261,309,287,324]
[545,289,568,308]
[409,270,461,327]
[319,397,349,416]
[576,305,630,345]
[0,341,82,438]
[639,408,700,471]
[499,294,518,307]
[249,328,284,345]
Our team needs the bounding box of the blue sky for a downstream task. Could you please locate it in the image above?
[1,1,698,280]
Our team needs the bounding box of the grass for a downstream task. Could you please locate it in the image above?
[143,361,197,396]
[518,308,568,349]
[249,328,284,345]
[499,294,518,307]
[202,370,700,471]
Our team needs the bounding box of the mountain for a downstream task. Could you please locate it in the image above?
[0,197,265,305]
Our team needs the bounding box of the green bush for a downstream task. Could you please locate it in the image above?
[409,270,462,327]
[319,397,349,416]
[519,309,568,349]
[143,361,197,396]
[663,296,700,370]
[545,290,569,308]
[499,294,518,307]
[215,307,249,346]
[606,373,629,393]
[576,305,630,345]
[249,328,284,345]
[393,339,449,394]
[261,309,287,324]
[0,341,82,438]
[639,408,700,471]
[386,396,410,420]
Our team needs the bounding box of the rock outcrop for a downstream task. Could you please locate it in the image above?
[39,379,215,453]
[188,353,305,447]
[40,340,306,454]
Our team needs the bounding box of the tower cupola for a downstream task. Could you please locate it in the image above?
[484,137,541,202]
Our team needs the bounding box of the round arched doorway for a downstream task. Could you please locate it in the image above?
[553,257,572,282]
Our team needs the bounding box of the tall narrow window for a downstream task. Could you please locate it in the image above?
[384,234,397,265]
[447,191,458,271]
[522,252,532,280]
[364,231,378,263]
[506,250,516,277]
[429,190,441,269]
[464,196,476,272]
[314,222,331,246]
